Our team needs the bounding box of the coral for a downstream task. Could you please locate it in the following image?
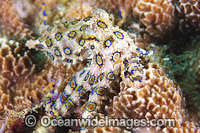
[133,0,175,38]
[163,121,200,133]
[84,0,175,41]
[0,38,35,88]
[106,63,186,131]
[0,0,33,40]
[177,0,200,33]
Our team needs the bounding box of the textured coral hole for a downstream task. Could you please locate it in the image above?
[1,48,10,57]
[15,65,24,75]
[4,56,14,71]
[185,4,193,14]
[145,71,150,79]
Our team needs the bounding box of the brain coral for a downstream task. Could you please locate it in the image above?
[177,0,200,33]
[84,0,175,40]
[0,0,34,40]
[105,63,189,131]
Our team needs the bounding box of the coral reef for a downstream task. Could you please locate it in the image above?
[0,0,34,40]
[106,63,187,132]
[177,0,200,33]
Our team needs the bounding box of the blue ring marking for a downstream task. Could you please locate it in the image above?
[97,20,107,28]
[104,39,112,47]
[50,90,54,93]
[88,59,92,65]
[106,72,115,80]
[71,19,80,25]
[55,33,62,41]
[96,55,103,66]
[77,53,80,56]
[96,87,106,96]
[68,31,76,38]
[83,16,92,22]
[67,59,72,63]
[77,86,83,91]
[70,77,76,89]
[114,31,124,39]
[50,103,56,110]
[85,102,96,112]
[42,2,45,5]
[112,52,121,62]
[65,99,75,111]
[80,120,88,130]
[131,66,141,73]
[39,36,46,42]
[57,25,61,28]
[45,37,52,47]
[79,89,87,98]
[54,49,61,56]
[80,70,86,76]
[89,75,95,85]
[119,9,123,18]
[134,76,142,82]
[92,87,96,95]
[84,73,89,81]
[47,52,54,60]
[50,111,54,115]
[35,44,44,48]
[79,39,85,46]
[136,47,141,51]
[60,91,69,103]
[80,25,89,31]
[91,46,95,49]
[97,73,104,82]
[44,20,48,25]
[64,48,71,55]
[44,97,51,106]
[43,10,47,16]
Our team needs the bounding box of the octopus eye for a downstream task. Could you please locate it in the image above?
[85,101,96,112]
[97,20,107,28]
[114,31,124,39]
